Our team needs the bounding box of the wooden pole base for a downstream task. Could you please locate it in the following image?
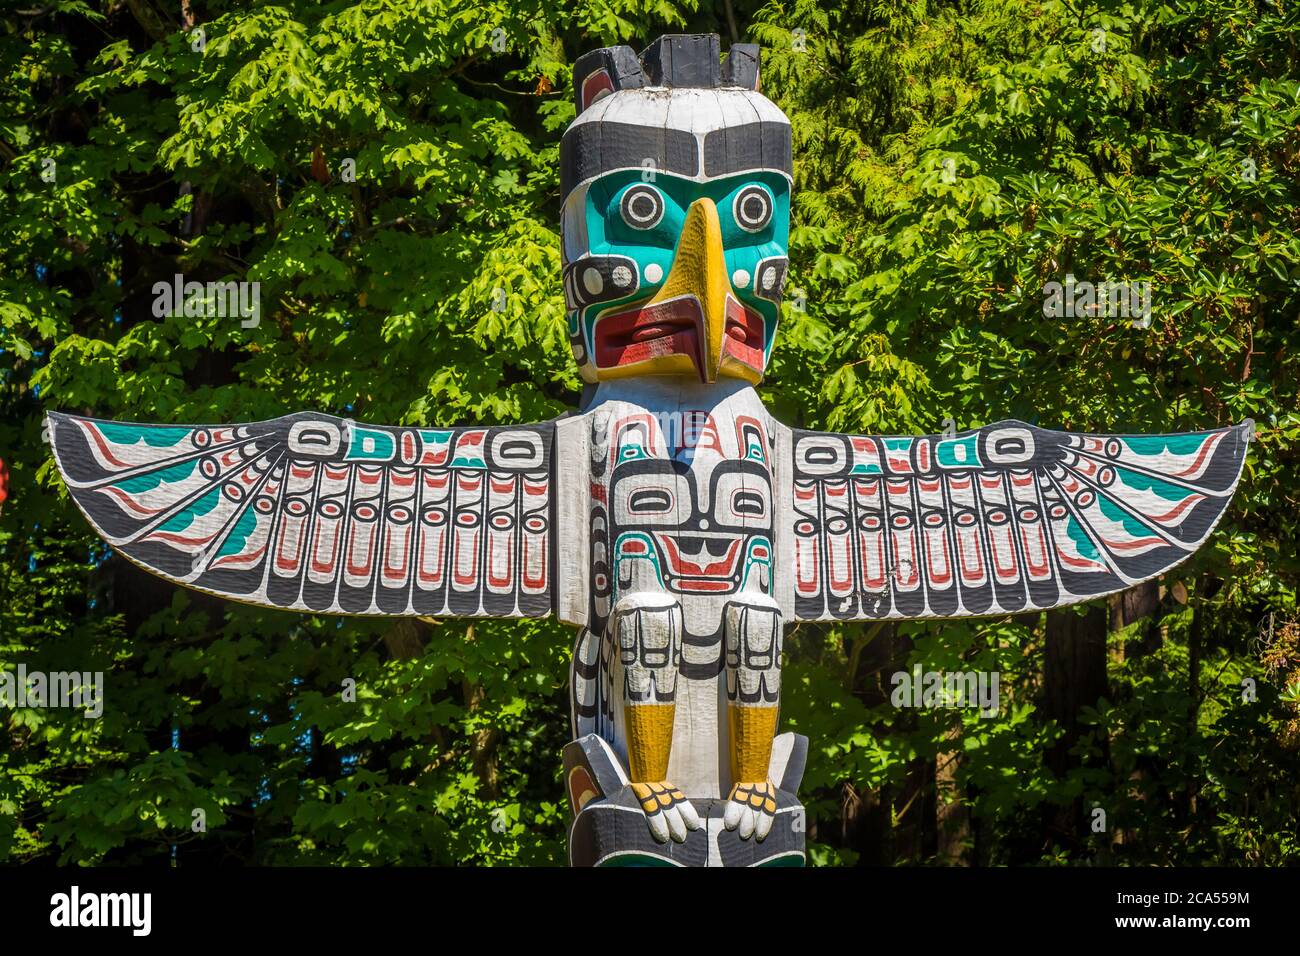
[563,732,808,867]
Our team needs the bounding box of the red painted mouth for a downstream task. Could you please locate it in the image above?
[593,296,704,371]
[592,295,766,379]
[656,532,744,591]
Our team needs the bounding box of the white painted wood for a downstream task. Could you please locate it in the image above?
[555,414,590,627]
[770,417,796,620]
[576,377,779,798]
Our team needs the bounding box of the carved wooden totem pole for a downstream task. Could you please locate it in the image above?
[48,35,1251,867]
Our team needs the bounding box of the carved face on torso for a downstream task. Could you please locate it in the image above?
[560,41,793,385]
[607,408,773,597]
[586,382,776,635]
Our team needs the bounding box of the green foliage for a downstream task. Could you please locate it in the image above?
[1,0,1297,865]
[759,0,1300,864]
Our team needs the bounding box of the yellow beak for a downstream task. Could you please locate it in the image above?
[645,197,731,383]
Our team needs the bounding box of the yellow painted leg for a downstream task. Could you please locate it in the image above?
[624,702,699,843]
[625,702,674,782]
[722,598,783,841]
[724,703,780,841]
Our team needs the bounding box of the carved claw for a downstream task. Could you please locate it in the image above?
[630,781,702,843]
[723,781,778,841]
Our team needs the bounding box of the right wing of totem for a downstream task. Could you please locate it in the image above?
[789,419,1251,621]
[47,411,555,617]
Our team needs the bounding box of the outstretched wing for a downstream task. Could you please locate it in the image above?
[48,411,555,617]
[788,419,1250,622]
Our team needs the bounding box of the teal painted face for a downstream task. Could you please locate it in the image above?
[561,169,791,384]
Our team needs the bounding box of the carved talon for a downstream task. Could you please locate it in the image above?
[630,781,702,843]
[724,781,778,841]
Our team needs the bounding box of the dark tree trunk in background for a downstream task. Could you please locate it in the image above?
[839,622,898,864]
[383,618,426,660]
[1185,599,1203,823]
[1111,580,1163,659]
[1108,580,1167,853]
[936,727,970,863]
[1040,603,1110,859]
[919,755,940,861]
[892,755,930,862]
[839,781,892,865]
[108,558,248,865]
[968,779,989,866]
[881,627,938,864]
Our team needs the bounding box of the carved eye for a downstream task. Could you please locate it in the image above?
[628,488,672,514]
[733,185,773,233]
[620,185,664,230]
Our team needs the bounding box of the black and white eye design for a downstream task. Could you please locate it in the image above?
[731,489,767,517]
[628,488,673,514]
[753,256,788,303]
[733,184,773,233]
[620,184,664,230]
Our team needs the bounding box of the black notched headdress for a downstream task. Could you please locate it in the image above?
[572,34,761,114]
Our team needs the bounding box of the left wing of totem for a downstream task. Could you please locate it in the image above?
[787,419,1251,621]
[46,411,555,617]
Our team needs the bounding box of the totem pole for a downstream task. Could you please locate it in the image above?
[47,35,1251,867]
